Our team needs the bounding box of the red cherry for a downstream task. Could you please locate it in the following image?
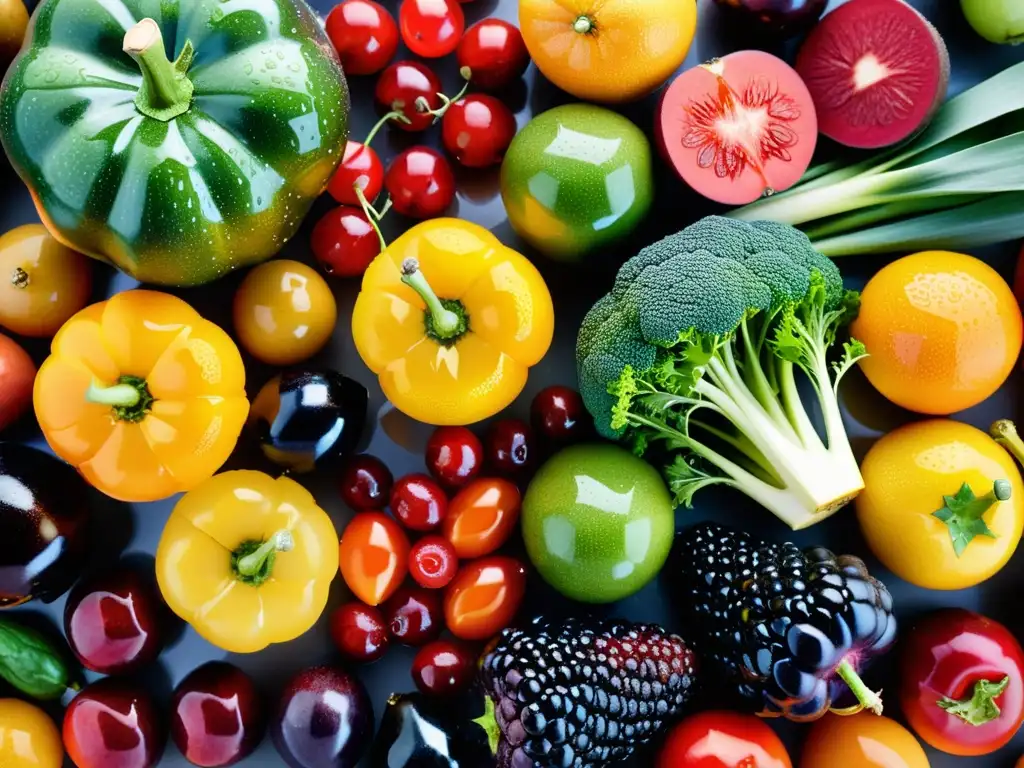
[325,0,399,76]
[327,141,384,206]
[531,385,591,443]
[383,585,443,646]
[441,94,517,168]
[425,426,483,488]
[311,206,381,278]
[330,602,390,663]
[385,147,456,219]
[408,536,458,589]
[64,678,164,768]
[457,18,530,90]
[485,418,534,478]
[375,61,442,132]
[399,0,465,59]
[339,454,394,510]
[391,473,448,532]
[411,639,476,696]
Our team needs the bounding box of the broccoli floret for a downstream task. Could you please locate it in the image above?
[577,216,867,530]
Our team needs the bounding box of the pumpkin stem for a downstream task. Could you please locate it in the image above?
[123,18,195,121]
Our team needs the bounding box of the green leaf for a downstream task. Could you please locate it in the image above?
[932,481,1010,557]
[937,676,1010,726]
[665,455,728,508]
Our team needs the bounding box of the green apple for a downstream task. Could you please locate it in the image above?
[961,0,1024,43]
[522,443,674,603]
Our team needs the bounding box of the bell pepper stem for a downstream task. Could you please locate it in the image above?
[574,15,594,34]
[235,529,294,578]
[86,379,141,408]
[123,18,195,121]
[364,110,410,146]
[837,658,883,715]
[401,258,461,337]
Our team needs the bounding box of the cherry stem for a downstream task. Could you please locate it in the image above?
[235,529,293,578]
[401,258,461,337]
[837,658,883,716]
[364,110,409,147]
[355,186,388,253]
[415,80,471,122]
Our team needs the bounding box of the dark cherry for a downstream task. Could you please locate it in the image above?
[383,585,443,646]
[530,385,591,444]
[484,418,534,478]
[63,565,167,675]
[338,454,394,510]
[272,666,373,768]
[374,61,442,132]
[63,677,165,768]
[171,662,265,768]
[329,602,390,663]
[411,639,476,696]
[391,473,448,532]
[425,426,483,488]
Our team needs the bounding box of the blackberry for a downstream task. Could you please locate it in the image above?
[673,522,896,721]
[480,618,697,768]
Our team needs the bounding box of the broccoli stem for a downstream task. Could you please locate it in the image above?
[778,362,826,452]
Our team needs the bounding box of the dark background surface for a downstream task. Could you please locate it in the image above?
[3,0,1024,765]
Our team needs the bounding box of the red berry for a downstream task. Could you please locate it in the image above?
[485,418,534,478]
[326,0,399,76]
[383,585,443,646]
[375,61,442,132]
[329,602,390,663]
[385,147,456,219]
[311,206,380,278]
[425,426,483,488]
[409,536,458,589]
[327,141,384,206]
[457,18,530,90]
[399,0,465,59]
[339,454,393,510]
[530,385,591,443]
[441,94,517,169]
[391,473,448,531]
[411,639,476,695]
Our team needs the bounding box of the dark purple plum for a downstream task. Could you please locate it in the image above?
[714,0,828,37]
[64,677,165,768]
[272,666,373,768]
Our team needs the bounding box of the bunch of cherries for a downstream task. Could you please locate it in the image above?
[331,386,590,696]
[312,0,530,278]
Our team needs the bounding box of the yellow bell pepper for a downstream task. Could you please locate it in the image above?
[352,219,555,425]
[155,470,338,653]
[33,290,248,502]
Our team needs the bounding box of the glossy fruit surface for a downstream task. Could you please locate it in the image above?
[339,455,394,510]
[799,713,929,768]
[712,0,828,37]
[399,0,465,58]
[411,639,476,695]
[383,585,443,646]
[329,602,390,663]
[272,666,373,768]
[339,512,410,606]
[426,426,483,488]
[328,141,384,207]
[443,555,526,640]
[658,711,791,768]
[502,104,653,261]
[408,536,459,589]
[900,609,1024,756]
[857,419,1023,590]
[0,224,91,337]
[325,0,398,75]
[519,0,697,103]
[311,206,380,278]
[233,260,338,366]
[485,418,534,478]
[385,147,456,219]
[0,0,29,64]
[962,0,1024,43]
[63,566,166,675]
[457,18,530,89]
[443,478,521,559]
[442,95,517,168]
[371,693,495,768]
[171,662,264,768]
[63,678,164,768]
[523,443,674,603]
[391,473,448,531]
[852,251,1022,415]
[0,333,34,432]
[375,61,442,132]
[0,698,62,768]
[531,385,590,444]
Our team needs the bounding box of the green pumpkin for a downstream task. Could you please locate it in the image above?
[0,0,348,286]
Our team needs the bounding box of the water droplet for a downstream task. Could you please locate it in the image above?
[244,63,253,75]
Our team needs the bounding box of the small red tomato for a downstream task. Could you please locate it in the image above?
[443,478,520,559]
[311,206,381,278]
[327,141,384,206]
[441,94,517,168]
[0,333,35,432]
[412,639,476,696]
[457,18,530,90]
[485,418,534,478]
[444,556,526,641]
[391,473,448,532]
[375,61,442,132]
[409,536,458,589]
[64,678,164,768]
[399,0,465,58]
[657,711,791,768]
[531,385,591,443]
[384,585,443,646]
[426,426,483,488]
[901,608,1024,756]
[339,454,394,510]
[385,147,456,219]
[330,602,390,663]
[338,512,410,606]
[325,0,399,75]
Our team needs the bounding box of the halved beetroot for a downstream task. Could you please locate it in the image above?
[657,50,818,206]
[796,0,949,149]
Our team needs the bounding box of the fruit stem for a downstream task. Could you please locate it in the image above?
[991,419,1024,468]
[10,267,28,288]
[573,15,594,34]
[354,186,388,252]
[123,18,194,121]
[401,258,467,342]
[414,80,470,122]
[837,658,883,715]
[472,696,501,756]
[234,529,294,584]
[86,375,155,423]
[364,110,410,147]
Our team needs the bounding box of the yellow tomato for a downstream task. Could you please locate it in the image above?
[0,699,63,768]
[800,714,929,768]
[518,0,697,103]
[851,251,1022,415]
[0,0,28,64]
[857,420,1024,590]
